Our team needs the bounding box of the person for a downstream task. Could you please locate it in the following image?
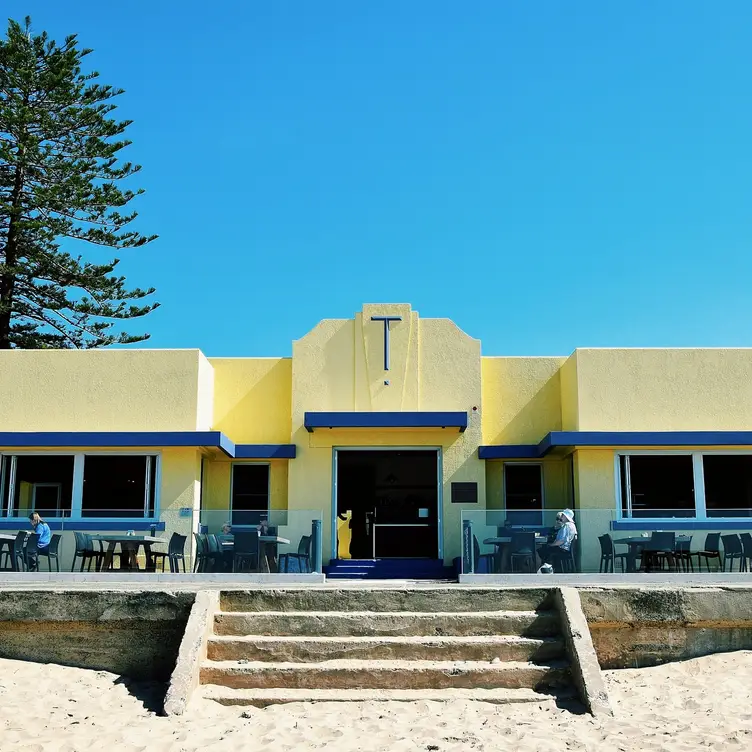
[27,511,51,571]
[538,509,577,570]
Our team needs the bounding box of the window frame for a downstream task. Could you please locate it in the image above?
[615,449,752,522]
[502,461,545,527]
[229,461,271,525]
[0,450,161,522]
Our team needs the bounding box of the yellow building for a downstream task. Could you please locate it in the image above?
[2,304,752,576]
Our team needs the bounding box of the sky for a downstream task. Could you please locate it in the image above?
[5,1,752,356]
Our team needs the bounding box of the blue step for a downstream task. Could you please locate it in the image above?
[324,558,455,580]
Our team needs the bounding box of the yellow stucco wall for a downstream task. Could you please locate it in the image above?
[0,350,210,431]
[209,357,292,443]
[559,353,579,431]
[574,348,752,431]
[481,357,565,444]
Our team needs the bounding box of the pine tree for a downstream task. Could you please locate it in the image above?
[0,17,158,349]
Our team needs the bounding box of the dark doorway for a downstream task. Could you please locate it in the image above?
[336,450,439,559]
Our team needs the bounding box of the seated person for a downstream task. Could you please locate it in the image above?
[27,511,51,571]
[216,521,233,541]
[538,509,577,568]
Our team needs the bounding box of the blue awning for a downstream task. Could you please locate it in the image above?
[304,411,468,433]
[0,432,296,459]
[480,430,752,459]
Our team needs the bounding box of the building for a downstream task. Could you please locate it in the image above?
[2,303,752,574]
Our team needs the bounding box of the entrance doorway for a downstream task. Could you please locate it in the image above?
[335,449,440,559]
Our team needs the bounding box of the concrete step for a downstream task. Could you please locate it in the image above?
[200,658,570,691]
[201,685,560,708]
[219,588,554,613]
[213,610,561,638]
[207,634,565,663]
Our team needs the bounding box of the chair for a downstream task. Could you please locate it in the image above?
[598,534,628,573]
[471,535,497,574]
[38,534,62,572]
[721,534,745,572]
[71,532,103,572]
[205,534,223,573]
[193,533,207,572]
[12,531,28,572]
[279,535,312,573]
[673,536,693,573]
[510,532,536,573]
[551,538,578,573]
[690,533,722,572]
[233,531,260,573]
[24,533,40,572]
[152,533,187,573]
[641,532,676,572]
[740,533,752,573]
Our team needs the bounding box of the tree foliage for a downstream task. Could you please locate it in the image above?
[0,16,158,348]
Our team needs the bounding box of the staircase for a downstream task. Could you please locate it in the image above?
[324,558,455,580]
[199,587,573,707]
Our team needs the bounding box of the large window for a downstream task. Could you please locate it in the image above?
[618,452,752,519]
[703,455,752,518]
[231,463,269,526]
[0,453,158,519]
[504,463,543,526]
[82,455,157,518]
[0,455,74,517]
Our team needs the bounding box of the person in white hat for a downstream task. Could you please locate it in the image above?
[538,508,577,569]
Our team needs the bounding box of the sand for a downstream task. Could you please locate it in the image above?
[1,652,751,751]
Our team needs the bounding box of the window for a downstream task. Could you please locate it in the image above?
[703,455,752,518]
[618,452,752,520]
[504,464,543,526]
[82,455,157,518]
[0,455,74,518]
[231,464,269,526]
[621,455,695,518]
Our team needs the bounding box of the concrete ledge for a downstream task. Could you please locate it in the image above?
[554,587,613,718]
[164,589,219,716]
[459,573,752,586]
[0,573,325,584]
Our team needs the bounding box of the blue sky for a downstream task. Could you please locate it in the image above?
[7,2,752,356]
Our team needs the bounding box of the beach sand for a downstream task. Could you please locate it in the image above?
[0,651,751,751]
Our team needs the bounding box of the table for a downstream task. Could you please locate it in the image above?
[90,535,167,572]
[613,535,692,573]
[0,533,16,571]
[217,535,291,573]
[483,535,548,573]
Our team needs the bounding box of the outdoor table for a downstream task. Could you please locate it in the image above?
[613,535,692,573]
[483,534,548,573]
[89,534,167,572]
[217,535,291,573]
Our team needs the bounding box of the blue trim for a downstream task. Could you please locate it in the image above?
[304,411,468,433]
[480,431,752,460]
[612,519,752,531]
[478,445,540,459]
[234,444,297,459]
[0,431,236,457]
[0,519,166,531]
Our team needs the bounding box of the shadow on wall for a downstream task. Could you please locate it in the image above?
[0,590,195,683]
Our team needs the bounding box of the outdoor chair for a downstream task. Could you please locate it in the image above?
[205,534,223,573]
[721,534,745,572]
[71,532,104,572]
[0,539,12,570]
[193,533,207,572]
[551,538,578,573]
[740,532,752,572]
[690,533,722,572]
[152,533,187,573]
[38,533,62,572]
[641,532,676,572]
[24,533,40,572]
[233,531,260,573]
[12,531,28,572]
[279,535,312,573]
[598,534,628,573]
[510,532,536,573]
[673,536,693,573]
[471,535,497,574]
